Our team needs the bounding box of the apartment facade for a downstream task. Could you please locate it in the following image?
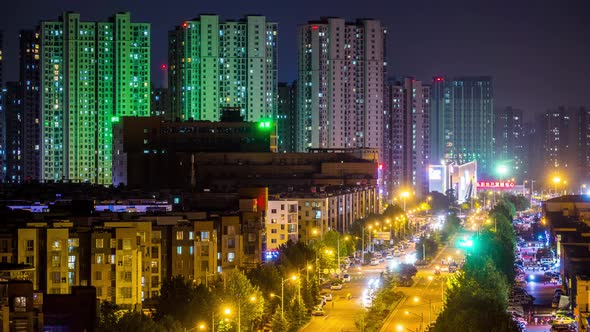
[40,12,150,184]
[292,185,378,243]
[297,18,385,158]
[495,106,526,181]
[20,30,42,182]
[430,76,494,175]
[168,15,278,122]
[383,78,430,198]
[277,82,297,153]
[265,200,298,256]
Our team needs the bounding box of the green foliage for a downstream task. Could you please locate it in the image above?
[434,264,518,332]
[99,312,183,332]
[428,191,453,212]
[416,235,438,260]
[389,263,418,286]
[434,199,520,332]
[277,240,316,271]
[491,200,516,221]
[502,194,530,212]
[221,269,265,332]
[440,213,461,242]
[356,287,404,332]
[97,301,121,329]
[156,276,214,329]
[270,310,290,332]
[246,264,281,302]
[288,299,309,332]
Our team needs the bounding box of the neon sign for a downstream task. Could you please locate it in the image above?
[476,181,515,188]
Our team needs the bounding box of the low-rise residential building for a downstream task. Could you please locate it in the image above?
[265,200,298,259]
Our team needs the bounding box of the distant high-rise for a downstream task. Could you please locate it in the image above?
[495,106,525,181]
[543,107,573,173]
[430,76,494,174]
[40,12,150,184]
[383,78,430,198]
[297,18,385,156]
[20,30,42,182]
[168,15,278,122]
[0,30,3,85]
[0,31,5,180]
[4,82,23,183]
[150,84,171,120]
[277,81,297,153]
[576,107,590,184]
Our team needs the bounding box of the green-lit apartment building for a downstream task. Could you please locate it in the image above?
[168,15,277,122]
[430,76,494,175]
[40,12,149,185]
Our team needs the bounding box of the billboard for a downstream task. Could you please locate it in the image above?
[477,181,515,189]
[428,165,445,193]
[373,232,391,241]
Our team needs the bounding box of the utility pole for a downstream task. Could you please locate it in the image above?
[530,180,535,208]
[361,227,365,264]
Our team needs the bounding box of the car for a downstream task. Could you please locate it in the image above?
[448,262,458,273]
[342,274,351,282]
[320,292,333,301]
[312,307,325,316]
[331,282,343,290]
[370,258,379,266]
[393,250,401,257]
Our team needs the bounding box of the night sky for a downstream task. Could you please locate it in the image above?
[1,0,589,119]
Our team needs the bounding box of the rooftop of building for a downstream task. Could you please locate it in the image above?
[305,17,380,25]
[545,194,590,203]
[0,263,34,272]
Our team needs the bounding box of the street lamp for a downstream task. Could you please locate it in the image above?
[369,226,375,252]
[413,296,433,329]
[337,235,350,269]
[553,176,561,195]
[275,275,297,318]
[297,265,313,301]
[185,323,207,332]
[486,217,496,232]
[362,224,373,263]
[405,310,424,332]
[401,191,410,211]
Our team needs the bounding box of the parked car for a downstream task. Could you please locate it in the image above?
[320,292,333,301]
[370,258,379,266]
[342,274,351,282]
[331,281,343,290]
[448,262,458,273]
[312,307,326,316]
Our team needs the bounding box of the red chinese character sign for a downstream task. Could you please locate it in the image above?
[476,181,516,189]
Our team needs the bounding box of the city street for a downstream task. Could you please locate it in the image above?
[301,264,384,331]
[380,234,465,332]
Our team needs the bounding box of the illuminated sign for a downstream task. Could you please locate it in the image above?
[373,232,391,241]
[476,181,515,189]
[429,167,442,180]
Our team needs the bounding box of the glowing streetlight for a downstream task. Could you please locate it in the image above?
[276,275,297,318]
[405,310,424,332]
[401,191,410,211]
